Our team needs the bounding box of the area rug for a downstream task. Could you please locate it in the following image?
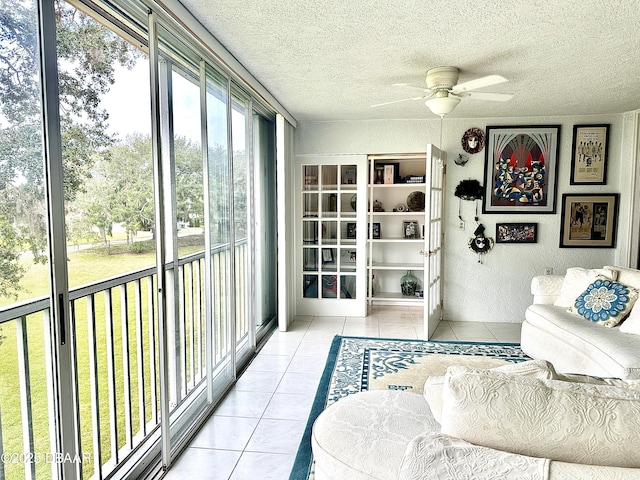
[289,335,530,480]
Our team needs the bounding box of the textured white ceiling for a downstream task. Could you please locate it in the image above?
[178,0,640,121]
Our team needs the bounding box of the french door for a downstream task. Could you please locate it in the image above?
[423,144,445,338]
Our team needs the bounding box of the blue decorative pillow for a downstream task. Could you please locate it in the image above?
[568,278,638,327]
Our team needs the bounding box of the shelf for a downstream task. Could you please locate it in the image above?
[368,183,426,188]
[368,238,423,243]
[368,292,423,303]
[368,211,425,216]
[366,154,427,308]
[368,262,424,270]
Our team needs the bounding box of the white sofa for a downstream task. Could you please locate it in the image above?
[521,266,640,380]
[311,360,640,480]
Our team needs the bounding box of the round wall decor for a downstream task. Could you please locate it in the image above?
[461,127,485,154]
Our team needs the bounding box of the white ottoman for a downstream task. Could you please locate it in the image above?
[311,390,439,480]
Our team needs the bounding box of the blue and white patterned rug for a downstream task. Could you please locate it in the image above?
[289,335,530,480]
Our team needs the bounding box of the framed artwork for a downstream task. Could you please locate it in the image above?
[496,223,538,244]
[559,193,619,248]
[374,166,384,184]
[482,125,560,214]
[322,248,335,264]
[570,124,609,185]
[340,249,356,264]
[370,222,381,239]
[403,220,419,239]
[342,165,356,185]
[346,222,356,239]
[384,164,395,184]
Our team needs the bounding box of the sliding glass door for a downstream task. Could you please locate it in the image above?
[253,114,277,332]
[0,2,57,479]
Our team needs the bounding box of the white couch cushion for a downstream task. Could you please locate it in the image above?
[567,278,638,327]
[620,301,640,335]
[524,304,640,379]
[440,366,640,468]
[311,390,438,480]
[554,267,617,308]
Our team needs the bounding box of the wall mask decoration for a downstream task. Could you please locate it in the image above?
[468,223,494,263]
[461,127,485,154]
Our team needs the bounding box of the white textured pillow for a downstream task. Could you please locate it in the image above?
[398,432,549,480]
[619,301,640,335]
[604,266,640,290]
[440,366,640,468]
[423,360,556,424]
[553,267,617,308]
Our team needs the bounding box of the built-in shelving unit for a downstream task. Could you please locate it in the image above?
[367,154,427,305]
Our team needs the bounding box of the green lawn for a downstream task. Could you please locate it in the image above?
[0,237,205,479]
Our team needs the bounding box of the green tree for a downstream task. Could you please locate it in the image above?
[175,136,204,228]
[71,134,203,250]
[0,0,139,297]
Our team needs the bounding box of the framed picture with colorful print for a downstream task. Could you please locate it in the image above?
[559,193,619,248]
[570,124,609,185]
[496,223,538,244]
[482,125,560,214]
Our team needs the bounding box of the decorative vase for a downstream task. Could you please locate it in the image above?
[400,270,419,296]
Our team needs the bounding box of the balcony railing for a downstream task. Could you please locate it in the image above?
[0,240,248,480]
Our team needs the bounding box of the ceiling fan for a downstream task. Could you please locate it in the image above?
[372,66,514,117]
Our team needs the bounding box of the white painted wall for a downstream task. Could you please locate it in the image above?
[294,114,636,323]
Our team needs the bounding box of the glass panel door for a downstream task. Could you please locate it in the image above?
[56,2,156,478]
[204,68,234,396]
[253,114,277,333]
[297,156,367,317]
[231,90,252,364]
[425,145,444,338]
[0,1,57,478]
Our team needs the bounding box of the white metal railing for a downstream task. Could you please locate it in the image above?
[0,240,248,480]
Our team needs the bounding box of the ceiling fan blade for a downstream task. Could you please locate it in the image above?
[451,74,508,93]
[392,83,432,92]
[370,96,425,108]
[463,91,514,102]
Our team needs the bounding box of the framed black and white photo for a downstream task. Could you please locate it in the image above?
[482,125,560,214]
[570,124,609,185]
[403,220,419,239]
[496,223,538,244]
[559,193,619,248]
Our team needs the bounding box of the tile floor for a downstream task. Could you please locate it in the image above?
[163,306,522,479]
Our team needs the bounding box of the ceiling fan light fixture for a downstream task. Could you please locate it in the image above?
[425,95,460,117]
